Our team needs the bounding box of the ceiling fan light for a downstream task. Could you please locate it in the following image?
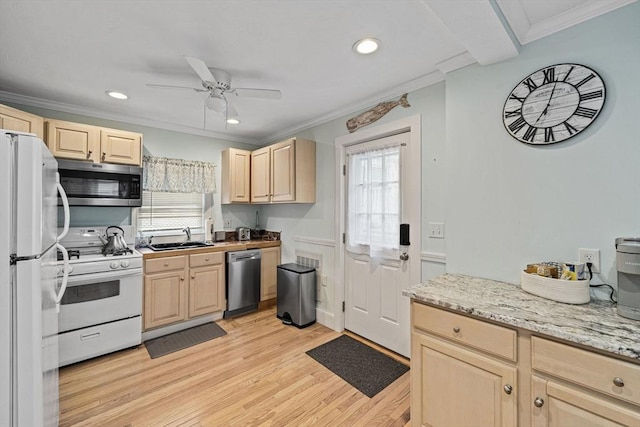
[205,94,226,112]
[226,118,240,125]
[106,90,128,100]
[353,38,380,55]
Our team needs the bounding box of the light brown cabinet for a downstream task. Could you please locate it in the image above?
[260,246,281,301]
[411,303,517,427]
[188,252,225,317]
[144,255,188,330]
[0,104,44,139]
[144,251,225,330]
[45,119,142,166]
[411,301,640,427]
[250,137,316,204]
[221,148,251,204]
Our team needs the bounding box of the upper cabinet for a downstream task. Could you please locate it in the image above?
[45,119,142,166]
[221,148,251,204]
[251,137,316,204]
[0,104,44,140]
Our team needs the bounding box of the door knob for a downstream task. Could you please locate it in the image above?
[399,252,409,261]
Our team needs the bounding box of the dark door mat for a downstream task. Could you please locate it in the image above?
[144,322,227,359]
[306,335,409,398]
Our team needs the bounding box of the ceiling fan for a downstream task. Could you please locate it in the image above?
[147,56,282,121]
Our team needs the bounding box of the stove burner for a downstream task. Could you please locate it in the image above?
[57,249,80,261]
[102,247,133,257]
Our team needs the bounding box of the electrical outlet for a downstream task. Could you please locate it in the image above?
[579,248,600,273]
[321,274,327,287]
[429,222,444,239]
[223,219,232,229]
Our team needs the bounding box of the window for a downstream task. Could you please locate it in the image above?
[346,138,402,259]
[137,191,205,232]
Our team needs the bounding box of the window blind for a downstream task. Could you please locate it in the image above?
[137,191,204,232]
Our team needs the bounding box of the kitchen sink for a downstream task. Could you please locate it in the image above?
[148,241,213,251]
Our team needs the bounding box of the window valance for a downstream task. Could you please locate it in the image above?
[142,155,217,194]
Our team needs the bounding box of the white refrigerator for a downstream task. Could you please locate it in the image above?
[1,129,70,427]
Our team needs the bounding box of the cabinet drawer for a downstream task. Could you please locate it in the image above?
[413,302,517,361]
[145,255,187,274]
[190,252,223,268]
[532,336,640,405]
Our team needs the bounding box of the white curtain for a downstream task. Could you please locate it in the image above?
[143,155,217,194]
[346,140,402,259]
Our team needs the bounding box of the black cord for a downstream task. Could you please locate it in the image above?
[586,262,617,303]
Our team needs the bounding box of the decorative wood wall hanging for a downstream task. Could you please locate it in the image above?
[346,93,411,133]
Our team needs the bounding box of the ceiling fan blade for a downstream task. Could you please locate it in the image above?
[233,88,282,99]
[184,56,216,84]
[225,95,239,119]
[146,83,208,92]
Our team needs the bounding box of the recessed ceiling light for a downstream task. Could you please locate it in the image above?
[226,118,240,125]
[353,38,380,55]
[106,91,128,100]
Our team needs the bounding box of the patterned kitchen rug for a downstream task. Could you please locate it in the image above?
[144,322,227,359]
[306,335,409,398]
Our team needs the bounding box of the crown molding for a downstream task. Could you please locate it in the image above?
[497,0,636,45]
[435,51,477,74]
[0,90,260,145]
[261,70,444,144]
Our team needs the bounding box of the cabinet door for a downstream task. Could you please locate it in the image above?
[0,104,44,139]
[221,148,251,203]
[45,119,99,162]
[100,128,142,166]
[144,270,187,330]
[189,265,224,318]
[260,247,281,301]
[411,333,517,427]
[251,146,271,203]
[532,376,640,427]
[270,139,295,202]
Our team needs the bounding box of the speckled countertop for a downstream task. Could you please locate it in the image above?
[403,273,640,361]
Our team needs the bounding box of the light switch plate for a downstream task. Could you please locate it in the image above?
[429,222,444,239]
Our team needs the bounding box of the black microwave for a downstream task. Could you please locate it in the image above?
[57,159,142,207]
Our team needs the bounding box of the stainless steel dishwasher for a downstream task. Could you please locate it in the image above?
[224,249,261,318]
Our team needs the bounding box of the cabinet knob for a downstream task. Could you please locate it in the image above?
[191,275,195,279]
[180,276,185,281]
[453,327,460,333]
[164,263,169,267]
[102,152,106,160]
[613,377,625,387]
[205,257,209,261]
[503,384,512,395]
[534,397,544,408]
[87,150,92,158]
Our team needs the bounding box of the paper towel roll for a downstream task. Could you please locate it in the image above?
[205,218,214,242]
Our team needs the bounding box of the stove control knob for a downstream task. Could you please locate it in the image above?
[110,261,119,269]
[120,260,130,268]
[67,266,74,274]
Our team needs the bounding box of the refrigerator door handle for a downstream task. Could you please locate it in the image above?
[56,172,70,240]
[55,243,69,313]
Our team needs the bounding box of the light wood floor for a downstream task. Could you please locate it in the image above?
[59,308,411,426]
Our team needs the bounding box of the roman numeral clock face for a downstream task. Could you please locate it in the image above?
[503,64,605,144]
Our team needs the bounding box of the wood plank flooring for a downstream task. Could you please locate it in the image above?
[59,308,411,426]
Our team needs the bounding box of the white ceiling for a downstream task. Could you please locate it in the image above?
[0,0,634,144]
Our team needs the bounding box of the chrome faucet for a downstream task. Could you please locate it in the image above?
[183,227,191,241]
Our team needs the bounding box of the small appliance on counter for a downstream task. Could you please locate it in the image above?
[615,237,640,320]
[236,227,251,241]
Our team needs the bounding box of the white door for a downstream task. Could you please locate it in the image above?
[343,130,420,357]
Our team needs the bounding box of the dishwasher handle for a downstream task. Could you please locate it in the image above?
[227,250,262,263]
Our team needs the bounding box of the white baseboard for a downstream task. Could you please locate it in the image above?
[315,308,340,332]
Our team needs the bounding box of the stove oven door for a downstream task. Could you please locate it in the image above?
[58,269,142,333]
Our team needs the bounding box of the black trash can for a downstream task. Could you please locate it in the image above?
[276,263,316,328]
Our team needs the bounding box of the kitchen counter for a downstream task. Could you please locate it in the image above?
[138,239,281,259]
[403,273,640,361]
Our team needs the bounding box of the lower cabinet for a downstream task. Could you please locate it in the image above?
[144,252,224,330]
[411,301,640,427]
[411,303,517,427]
[260,246,281,301]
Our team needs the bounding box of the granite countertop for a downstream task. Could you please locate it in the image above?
[138,239,281,259]
[403,273,640,361]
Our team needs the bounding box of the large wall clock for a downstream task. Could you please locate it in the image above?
[503,63,605,144]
